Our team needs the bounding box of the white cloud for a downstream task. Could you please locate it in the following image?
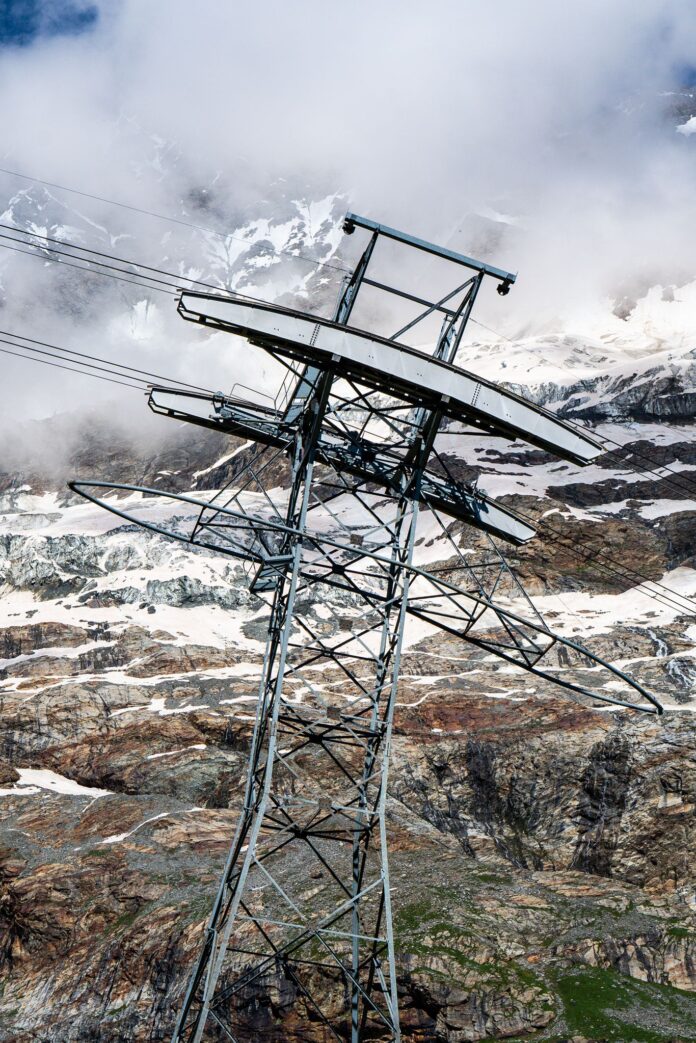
[0,1,695,422]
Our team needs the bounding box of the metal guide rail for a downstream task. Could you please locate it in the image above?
[148,386,537,545]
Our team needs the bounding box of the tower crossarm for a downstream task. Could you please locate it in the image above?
[68,478,663,718]
[148,386,537,545]
[177,291,603,466]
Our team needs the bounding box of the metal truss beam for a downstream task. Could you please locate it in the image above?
[342,213,517,287]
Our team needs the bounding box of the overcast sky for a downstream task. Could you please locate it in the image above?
[1,1,696,429]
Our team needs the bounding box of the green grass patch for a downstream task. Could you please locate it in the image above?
[83,846,116,860]
[182,895,214,923]
[553,965,696,1042]
[395,898,551,998]
[394,899,434,934]
[667,925,693,940]
[113,908,141,931]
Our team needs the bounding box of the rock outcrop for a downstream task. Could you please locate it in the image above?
[1,325,696,1040]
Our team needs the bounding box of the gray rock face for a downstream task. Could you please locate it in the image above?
[142,575,249,610]
[0,397,694,1039]
[1,184,696,1038]
[560,370,696,422]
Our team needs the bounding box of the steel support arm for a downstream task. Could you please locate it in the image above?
[343,213,516,287]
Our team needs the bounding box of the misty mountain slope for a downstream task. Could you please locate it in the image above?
[4,1,696,1037]
[0,174,696,1040]
[0,169,350,424]
[459,283,696,424]
[0,172,347,305]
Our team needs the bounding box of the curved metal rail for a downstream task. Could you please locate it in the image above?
[147,386,537,546]
[69,480,663,715]
[177,292,604,466]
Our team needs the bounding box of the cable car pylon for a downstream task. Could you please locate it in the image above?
[71,213,661,1043]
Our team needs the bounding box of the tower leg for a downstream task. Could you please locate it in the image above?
[172,381,419,1042]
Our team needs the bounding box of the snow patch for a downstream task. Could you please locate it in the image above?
[146,744,206,760]
[102,806,204,845]
[677,116,696,136]
[0,768,111,799]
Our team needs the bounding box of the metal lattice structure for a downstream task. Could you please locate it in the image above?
[71,214,661,1043]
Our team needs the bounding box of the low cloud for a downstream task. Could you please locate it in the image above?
[0,0,695,430]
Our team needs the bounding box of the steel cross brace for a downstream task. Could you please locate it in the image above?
[170,361,426,1043]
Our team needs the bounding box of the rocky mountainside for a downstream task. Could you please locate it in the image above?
[0,176,696,1040]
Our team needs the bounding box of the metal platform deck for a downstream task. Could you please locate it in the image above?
[178,292,603,466]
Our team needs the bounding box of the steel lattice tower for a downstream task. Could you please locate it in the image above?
[72,214,661,1042]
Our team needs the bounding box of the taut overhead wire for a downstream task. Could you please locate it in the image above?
[0,165,352,275]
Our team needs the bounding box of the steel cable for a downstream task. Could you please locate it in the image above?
[0,166,352,275]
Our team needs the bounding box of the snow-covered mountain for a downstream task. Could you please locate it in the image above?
[1,161,696,1040]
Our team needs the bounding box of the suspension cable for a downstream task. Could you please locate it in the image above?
[0,165,352,275]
